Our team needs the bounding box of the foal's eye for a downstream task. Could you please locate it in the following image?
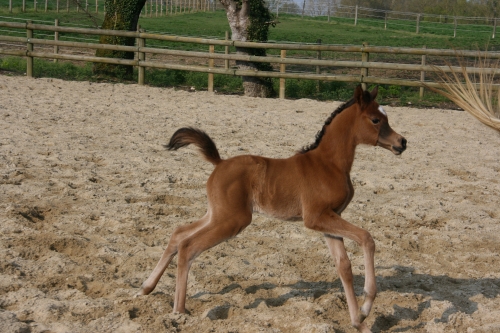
[372,118,380,125]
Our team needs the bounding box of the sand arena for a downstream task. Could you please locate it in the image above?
[1,75,499,332]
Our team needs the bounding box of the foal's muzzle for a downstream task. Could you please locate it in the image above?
[392,137,407,155]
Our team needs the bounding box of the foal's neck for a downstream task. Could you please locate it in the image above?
[314,107,359,173]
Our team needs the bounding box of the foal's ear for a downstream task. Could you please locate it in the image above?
[354,85,371,106]
[370,86,378,100]
[354,85,364,104]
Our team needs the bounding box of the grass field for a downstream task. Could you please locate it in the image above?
[1,6,499,50]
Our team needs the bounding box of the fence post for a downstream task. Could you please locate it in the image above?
[96,0,98,13]
[316,39,321,93]
[361,42,369,90]
[416,14,420,34]
[453,17,457,38]
[208,44,214,92]
[137,26,145,85]
[56,0,59,12]
[420,45,426,98]
[354,5,358,26]
[54,19,59,63]
[34,0,37,12]
[224,31,229,69]
[67,0,69,13]
[27,22,33,78]
[384,12,387,30]
[280,50,286,99]
[22,0,25,12]
[493,18,497,39]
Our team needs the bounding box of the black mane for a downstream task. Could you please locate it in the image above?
[298,98,355,154]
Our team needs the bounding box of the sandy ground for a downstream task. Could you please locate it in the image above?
[1,75,500,333]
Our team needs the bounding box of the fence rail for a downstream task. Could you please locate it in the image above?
[1,20,499,98]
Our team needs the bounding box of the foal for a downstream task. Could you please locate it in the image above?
[137,86,406,332]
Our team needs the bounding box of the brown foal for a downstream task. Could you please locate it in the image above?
[137,86,407,332]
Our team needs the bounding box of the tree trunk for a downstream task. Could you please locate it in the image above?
[93,0,146,79]
[220,0,275,98]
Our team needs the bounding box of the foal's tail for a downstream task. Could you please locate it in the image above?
[166,127,222,165]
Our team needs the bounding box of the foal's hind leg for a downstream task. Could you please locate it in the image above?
[137,213,210,296]
[173,212,252,313]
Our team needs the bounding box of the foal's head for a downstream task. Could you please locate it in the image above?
[353,85,407,155]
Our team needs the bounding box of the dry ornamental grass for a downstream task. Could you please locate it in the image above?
[429,51,500,132]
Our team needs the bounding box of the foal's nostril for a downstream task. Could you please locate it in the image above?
[401,138,407,150]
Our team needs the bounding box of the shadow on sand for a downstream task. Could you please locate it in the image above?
[191,265,500,331]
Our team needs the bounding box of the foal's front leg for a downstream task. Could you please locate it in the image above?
[324,235,373,333]
[304,210,376,333]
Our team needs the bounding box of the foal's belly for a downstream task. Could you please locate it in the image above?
[252,201,303,222]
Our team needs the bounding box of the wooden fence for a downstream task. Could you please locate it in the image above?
[1,20,500,99]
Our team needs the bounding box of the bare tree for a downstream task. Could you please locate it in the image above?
[267,0,301,16]
[487,0,499,17]
[305,0,332,16]
[93,0,146,79]
[341,0,493,17]
[220,0,276,97]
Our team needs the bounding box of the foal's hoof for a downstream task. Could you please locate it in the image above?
[358,312,367,323]
[353,322,372,333]
[135,288,149,297]
[136,284,154,296]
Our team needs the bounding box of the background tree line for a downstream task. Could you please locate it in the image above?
[338,0,499,18]
[267,0,499,22]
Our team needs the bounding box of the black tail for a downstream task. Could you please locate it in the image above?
[166,127,222,165]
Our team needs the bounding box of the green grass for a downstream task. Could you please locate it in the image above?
[0,56,93,78]
[1,8,498,49]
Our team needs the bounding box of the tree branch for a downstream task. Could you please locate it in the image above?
[219,0,235,11]
[72,0,100,28]
[240,0,249,18]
